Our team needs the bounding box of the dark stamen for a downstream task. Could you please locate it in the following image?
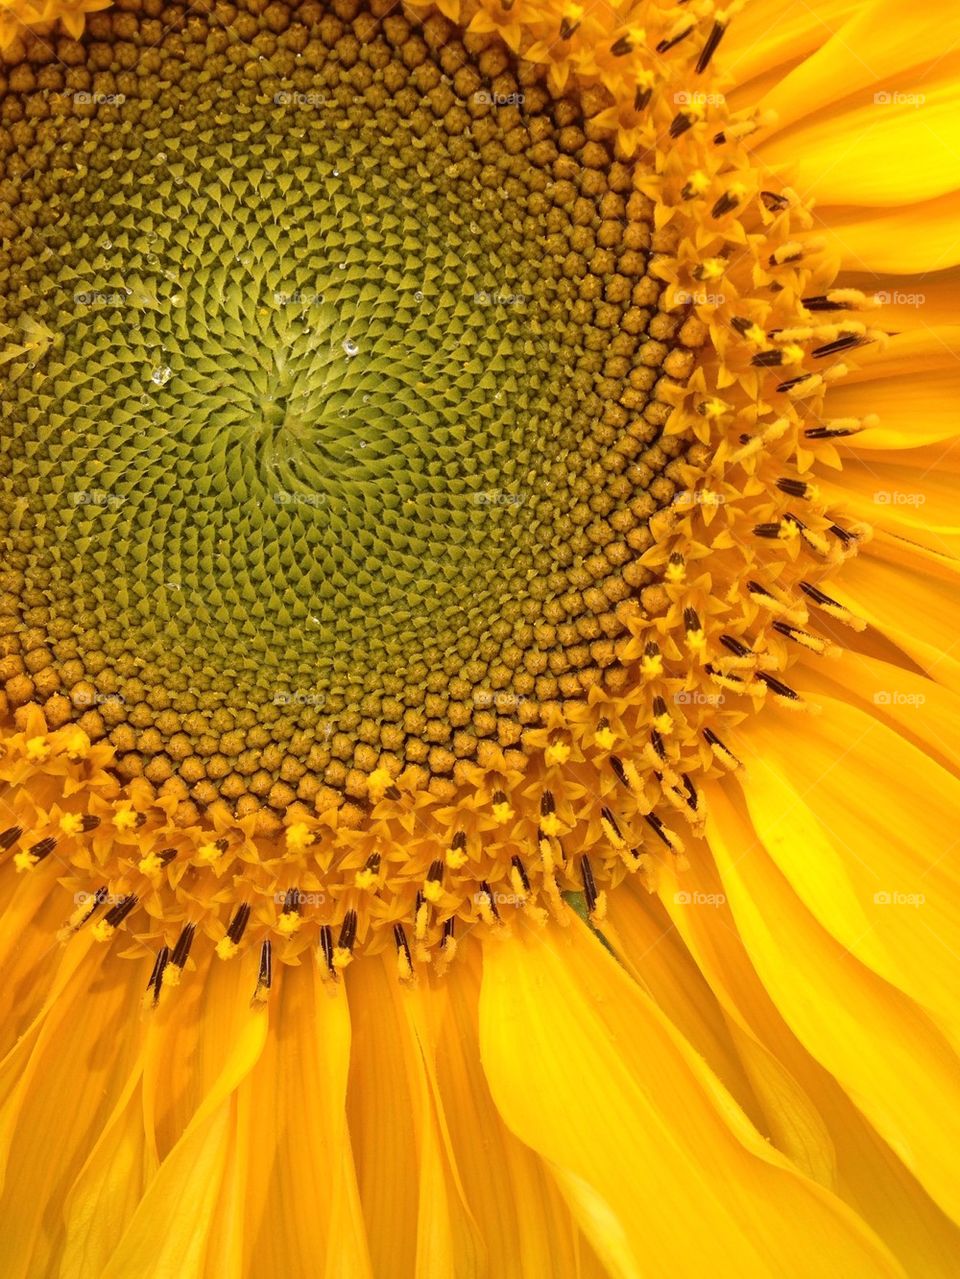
[580,855,599,914]
[829,523,857,543]
[696,20,726,72]
[510,854,531,893]
[30,836,57,862]
[656,26,692,53]
[634,85,652,111]
[479,880,501,921]
[257,939,272,991]
[760,191,789,212]
[170,922,196,969]
[644,812,673,847]
[338,910,357,953]
[226,901,251,945]
[393,923,412,969]
[805,425,859,439]
[720,634,752,657]
[756,671,800,700]
[669,112,694,139]
[812,334,867,359]
[710,190,741,218]
[147,946,169,1006]
[319,924,335,975]
[682,773,699,811]
[703,727,742,767]
[104,894,138,929]
[803,295,849,312]
[601,806,623,839]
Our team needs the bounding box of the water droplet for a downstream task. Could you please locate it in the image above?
[338,407,350,418]
[147,253,158,265]
[338,263,347,271]
[414,291,424,302]
[150,365,173,387]
[342,338,359,357]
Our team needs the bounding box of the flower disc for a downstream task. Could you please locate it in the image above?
[0,0,705,821]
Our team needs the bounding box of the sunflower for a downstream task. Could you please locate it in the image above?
[0,0,958,1273]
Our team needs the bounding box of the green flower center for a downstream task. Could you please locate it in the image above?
[0,1,700,819]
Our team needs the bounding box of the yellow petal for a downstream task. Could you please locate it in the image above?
[601,884,766,1129]
[479,919,903,1278]
[828,535,960,692]
[732,698,960,1050]
[655,855,960,1278]
[99,976,267,1278]
[707,782,960,1226]
[0,944,143,1279]
[434,939,599,1277]
[244,961,371,1278]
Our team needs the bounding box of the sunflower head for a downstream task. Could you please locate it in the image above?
[0,0,883,985]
